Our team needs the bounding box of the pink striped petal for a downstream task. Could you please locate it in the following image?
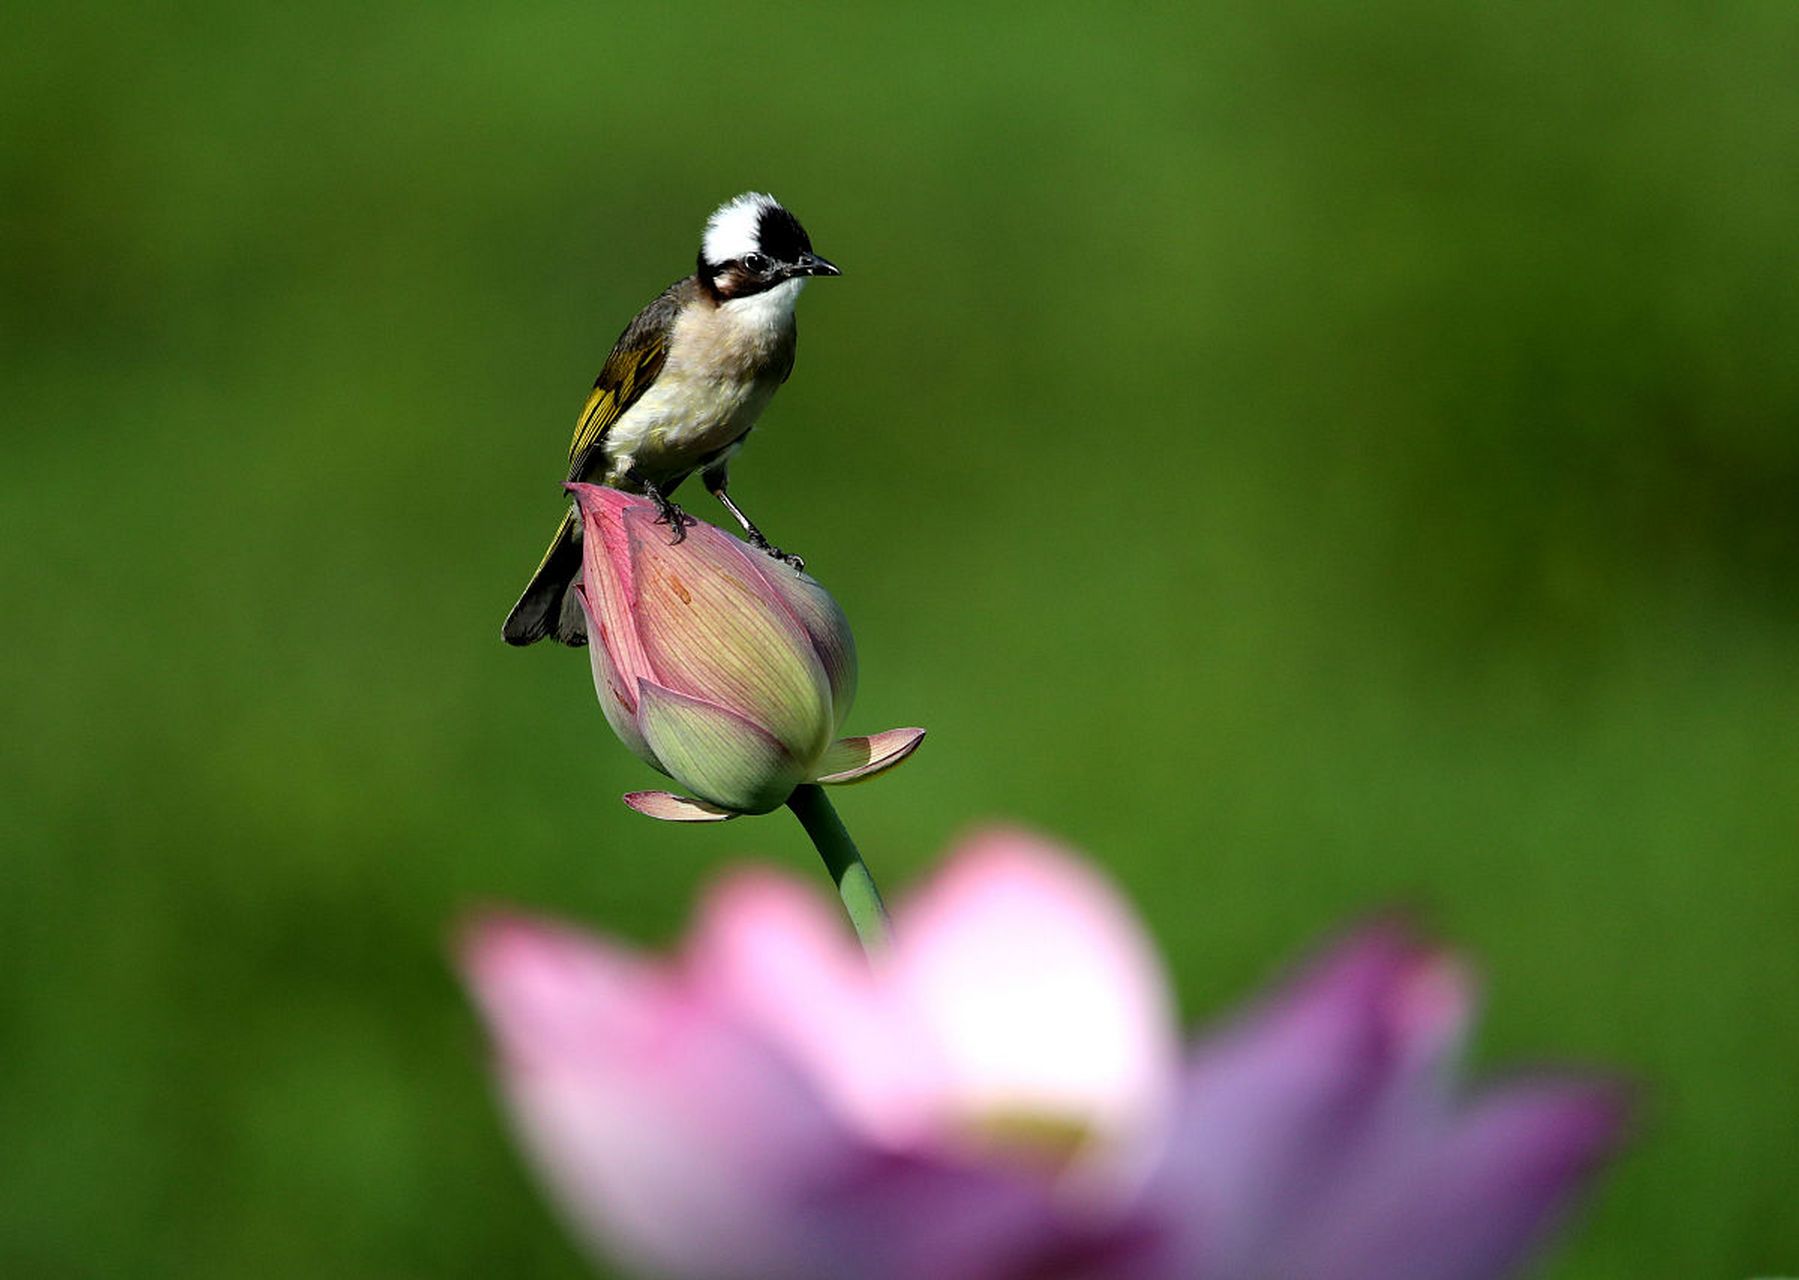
[813,728,927,785]
[575,586,657,767]
[621,791,737,822]
[748,559,859,730]
[567,484,656,691]
[623,505,834,762]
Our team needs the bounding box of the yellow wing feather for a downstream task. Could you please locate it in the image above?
[565,284,683,482]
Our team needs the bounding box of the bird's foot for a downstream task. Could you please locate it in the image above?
[744,530,804,570]
[763,544,806,571]
[652,499,697,544]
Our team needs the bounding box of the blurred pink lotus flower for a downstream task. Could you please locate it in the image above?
[569,483,922,820]
[461,831,1625,1280]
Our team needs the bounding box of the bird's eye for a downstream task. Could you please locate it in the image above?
[742,252,772,274]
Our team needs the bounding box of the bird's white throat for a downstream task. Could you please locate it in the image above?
[721,277,805,335]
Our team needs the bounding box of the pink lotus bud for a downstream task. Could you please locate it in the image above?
[570,485,923,817]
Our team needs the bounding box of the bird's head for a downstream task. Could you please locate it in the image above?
[698,192,840,303]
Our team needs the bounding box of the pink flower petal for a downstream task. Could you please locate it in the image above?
[1141,925,1475,1270]
[805,1148,1164,1280]
[684,869,943,1144]
[813,727,927,785]
[459,913,850,1279]
[621,791,738,822]
[567,484,656,691]
[461,912,660,1066]
[575,586,657,767]
[746,560,859,730]
[622,505,834,761]
[890,829,1179,1166]
[1142,924,1618,1280]
[635,679,808,814]
[1298,1081,1629,1280]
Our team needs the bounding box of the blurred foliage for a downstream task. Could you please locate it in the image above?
[4,1,1797,1276]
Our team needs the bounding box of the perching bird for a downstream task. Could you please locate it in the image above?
[502,192,840,647]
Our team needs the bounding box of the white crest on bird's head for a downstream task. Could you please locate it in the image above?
[702,192,779,267]
[702,192,802,268]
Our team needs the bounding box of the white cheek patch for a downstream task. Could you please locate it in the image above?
[703,192,779,265]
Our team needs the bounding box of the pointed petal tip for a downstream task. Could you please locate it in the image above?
[1572,1078,1636,1151]
[935,823,1101,883]
[1508,1073,1638,1155]
[1294,912,1483,1051]
[1442,1075,1637,1229]
[453,907,543,973]
[566,481,643,519]
[1304,912,1461,993]
[455,909,623,1019]
[1237,914,1483,1069]
[622,791,740,822]
[813,727,926,784]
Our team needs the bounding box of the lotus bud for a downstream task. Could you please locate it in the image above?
[569,484,923,819]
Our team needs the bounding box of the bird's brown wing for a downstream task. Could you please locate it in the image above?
[565,280,688,482]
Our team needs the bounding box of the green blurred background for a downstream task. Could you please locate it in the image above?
[5,1,1796,1275]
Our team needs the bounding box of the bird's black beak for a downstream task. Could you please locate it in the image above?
[788,252,841,279]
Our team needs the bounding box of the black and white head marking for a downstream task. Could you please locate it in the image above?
[698,192,833,303]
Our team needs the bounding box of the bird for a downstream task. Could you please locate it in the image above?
[502,192,840,647]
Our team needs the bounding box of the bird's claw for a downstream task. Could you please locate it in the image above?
[653,502,697,544]
[747,534,803,571]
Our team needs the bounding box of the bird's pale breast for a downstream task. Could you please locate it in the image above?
[600,283,798,486]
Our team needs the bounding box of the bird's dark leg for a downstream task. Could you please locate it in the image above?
[705,467,803,569]
[635,474,696,545]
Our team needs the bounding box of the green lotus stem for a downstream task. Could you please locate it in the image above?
[787,784,890,955]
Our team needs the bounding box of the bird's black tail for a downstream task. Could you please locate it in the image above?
[502,509,587,647]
